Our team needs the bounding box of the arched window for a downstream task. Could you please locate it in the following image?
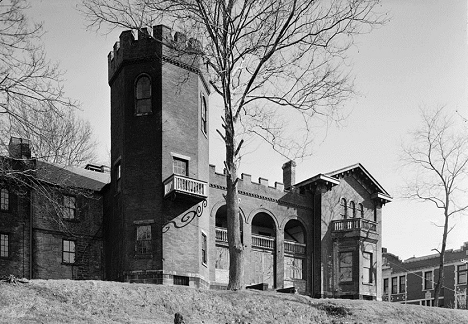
[350,201,356,218]
[340,198,347,219]
[135,75,152,114]
[358,203,364,218]
[201,95,207,134]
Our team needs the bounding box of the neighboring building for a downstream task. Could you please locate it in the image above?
[0,25,393,300]
[382,243,468,308]
[0,137,108,280]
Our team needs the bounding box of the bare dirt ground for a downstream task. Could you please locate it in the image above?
[1,280,467,323]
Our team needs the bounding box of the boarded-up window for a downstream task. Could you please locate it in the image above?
[284,256,303,280]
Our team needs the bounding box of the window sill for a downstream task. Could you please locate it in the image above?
[61,262,76,266]
[134,112,153,117]
[134,254,153,259]
[362,282,374,286]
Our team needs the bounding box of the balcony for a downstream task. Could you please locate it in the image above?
[163,174,207,201]
[284,240,306,255]
[331,218,379,240]
[215,227,304,254]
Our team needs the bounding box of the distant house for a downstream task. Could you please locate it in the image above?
[0,25,393,300]
[0,137,108,280]
[382,243,468,308]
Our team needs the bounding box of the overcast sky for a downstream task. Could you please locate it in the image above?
[30,0,468,260]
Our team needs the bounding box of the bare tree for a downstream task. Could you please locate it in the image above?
[82,0,384,290]
[401,107,468,306]
[0,0,78,139]
[0,108,97,166]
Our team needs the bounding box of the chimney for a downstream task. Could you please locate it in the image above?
[8,137,31,159]
[282,160,296,191]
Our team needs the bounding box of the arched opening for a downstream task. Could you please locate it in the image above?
[284,219,306,291]
[214,205,243,285]
[250,212,276,288]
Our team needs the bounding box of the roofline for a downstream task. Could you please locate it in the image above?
[326,163,391,198]
[295,173,340,188]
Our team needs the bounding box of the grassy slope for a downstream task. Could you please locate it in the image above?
[1,280,467,324]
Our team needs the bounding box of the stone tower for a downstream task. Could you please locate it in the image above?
[106,25,210,287]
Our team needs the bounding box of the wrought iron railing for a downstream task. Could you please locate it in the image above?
[163,174,207,198]
[332,218,377,232]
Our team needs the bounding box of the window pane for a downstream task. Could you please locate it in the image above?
[399,276,406,293]
[339,252,353,282]
[458,265,467,284]
[136,225,152,254]
[63,196,76,219]
[391,277,398,294]
[1,188,9,211]
[424,271,432,289]
[135,75,152,114]
[62,240,75,263]
[136,98,152,114]
[362,252,372,284]
[0,234,8,257]
[136,76,151,99]
[173,158,188,176]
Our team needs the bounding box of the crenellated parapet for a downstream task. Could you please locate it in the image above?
[108,25,204,84]
[208,164,312,211]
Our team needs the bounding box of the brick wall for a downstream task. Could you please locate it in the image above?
[32,189,103,280]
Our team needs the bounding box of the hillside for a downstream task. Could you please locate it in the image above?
[1,280,467,323]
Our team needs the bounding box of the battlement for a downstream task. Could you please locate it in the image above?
[209,164,285,192]
[108,25,203,84]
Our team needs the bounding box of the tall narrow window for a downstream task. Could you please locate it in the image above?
[136,225,152,254]
[201,95,207,134]
[135,75,152,114]
[362,252,373,284]
[201,232,207,265]
[115,162,121,192]
[63,195,76,220]
[383,278,389,294]
[0,233,9,258]
[350,201,356,218]
[62,239,76,264]
[391,277,398,294]
[0,188,9,211]
[424,271,433,290]
[399,275,406,293]
[373,203,378,222]
[173,158,188,176]
[457,264,467,284]
[358,203,364,218]
[340,198,347,219]
[339,251,353,282]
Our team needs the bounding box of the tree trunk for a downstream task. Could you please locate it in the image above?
[434,209,449,307]
[225,108,244,290]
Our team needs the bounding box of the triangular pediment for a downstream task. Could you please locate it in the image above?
[325,163,392,203]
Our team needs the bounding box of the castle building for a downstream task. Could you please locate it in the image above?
[0,25,392,300]
[382,243,468,308]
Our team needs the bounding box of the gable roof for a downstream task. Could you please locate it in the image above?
[325,163,392,202]
[36,161,110,192]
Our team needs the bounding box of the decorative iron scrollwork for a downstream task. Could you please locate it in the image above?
[162,199,207,233]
